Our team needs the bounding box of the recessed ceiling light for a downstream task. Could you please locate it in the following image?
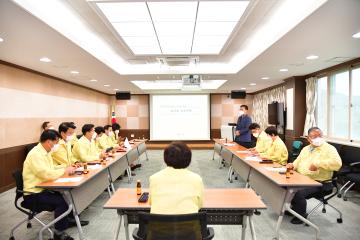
[114,88,119,91]
[90,79,97,82]
[352,31,360,38]
[70,70,79,74]
[104,84,110,87]
[261,77,269,80]
[306,55,319,60]
[279,68,288,72]
[0,37,4,42]
[40,57,51,63]
[249,83,256,86]
[241,87,246,90]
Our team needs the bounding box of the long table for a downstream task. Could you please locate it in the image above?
[36,140,147,240]
[214,139,322,240]
[104,188,266,240]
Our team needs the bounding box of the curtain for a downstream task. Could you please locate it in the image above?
[303,77,317,136]
[252,86,286,129]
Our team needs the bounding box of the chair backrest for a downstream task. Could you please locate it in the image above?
[12,170,24,200]
[292,140,303,150]
[136,212,209,240]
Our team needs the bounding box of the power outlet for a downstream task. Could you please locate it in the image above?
[131,134,134,138]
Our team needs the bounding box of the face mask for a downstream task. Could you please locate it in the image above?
[66,135,73,142]
[51,143,59,152]
[108,131,114,137]
[311,137,324,147]
[92,132,97,140]
[238,110,244,117]
[115,130,119,135]
[253,132,260,138]
[48,126,55,130]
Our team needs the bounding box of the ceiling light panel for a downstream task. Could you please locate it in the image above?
[147,1,198,22]
[197,1,249,21]
[96,2,151,22]
[112,22,155,37]
[194,21,238,36]
[159,36,193,54]
[154,22,195,36]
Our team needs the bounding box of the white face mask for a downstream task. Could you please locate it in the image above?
[48,126,55,130]
[115,130,119,134]
[51,143,59,152]
[92,132,97,140]
[238,110,244,117]
[252,132,260,138]
[108,131,114,137]
[66,135,73,142]
[311,137,324,147]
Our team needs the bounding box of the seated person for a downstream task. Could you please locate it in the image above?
[67,122,78,147]
[112,123,121,144]
[104,124,119,148]
[248,123,272,154]
[72,124,105,162]
[287,127,342,224]
[149,142,204,214]
[260,126,288,165]
[41,121,55,131]
[94,126,109,151]
[23,130,76,240]
[52,122,76,168]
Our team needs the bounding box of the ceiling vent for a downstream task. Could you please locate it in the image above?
[157,56,199,66]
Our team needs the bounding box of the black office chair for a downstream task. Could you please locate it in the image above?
[338,162,360,201]
[9,170,55,240]
[132,212,215,240]
[288,140,303,163]
[306,172,343,223]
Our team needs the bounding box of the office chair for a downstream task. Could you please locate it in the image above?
[132,212,214,240]
[306,172,343,223]
[9,171,55,240]
[337,162,360,201]
[288,140,303,163]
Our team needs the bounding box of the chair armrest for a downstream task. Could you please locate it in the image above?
[204,227,215,240]
[350,161,360,167]
[132,228,142,240]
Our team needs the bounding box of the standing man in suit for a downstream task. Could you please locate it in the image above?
[235,105,255,148]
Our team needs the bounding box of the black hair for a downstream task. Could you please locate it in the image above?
[265,126,278,136]
[249,123,261,130]
[82,124,95,135]
[95,126,105,134]
[40,130,60,142]
[104,125,112,131]
[58,122,70,134]
[164,142,192,169]
[112,123,121,131]
[41,121,50,130]
[240,105,248,110]
[308,127,322,135]
[67,122,76,129]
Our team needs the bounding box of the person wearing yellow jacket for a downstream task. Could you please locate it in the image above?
[52,122,77,168]
[67,122,78,147]
[22,130,76,239]
[72,124,105,162]
[95,126,110,151]
[259,126,288,165]
[287,127,342,224]
[104,125,119,147]
[249,123,272,154]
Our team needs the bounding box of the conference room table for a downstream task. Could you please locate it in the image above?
[36,139,147,240]
[104,188,266,240]
[213,139,322,240]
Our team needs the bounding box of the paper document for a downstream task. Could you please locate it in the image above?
[264,167,286,173]
[124,137,132,149]
[54,177,83,183]
[244,156,262,162]
[223,143,236,146]
[237,150,250,153]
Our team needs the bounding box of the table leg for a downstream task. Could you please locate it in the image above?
[286,205,320,239]
[113,213,123,240]
[274,214,284,240]
[124,214,130,240]
[241,215,247,240]
[249,215,257,240]
[66,191,86,240]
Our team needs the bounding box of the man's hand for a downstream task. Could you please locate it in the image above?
[99,151,106,159]
[309,164,318,171]
[65,166,76,175]
[235,130,240,136]
[286,163,294,170]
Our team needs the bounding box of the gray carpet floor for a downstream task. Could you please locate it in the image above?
[1,150,359,240]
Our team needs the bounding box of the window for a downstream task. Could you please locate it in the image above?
[315,66,360,144]
[316,76,328,135]
[329,71,349,139]
[351,67,360,141]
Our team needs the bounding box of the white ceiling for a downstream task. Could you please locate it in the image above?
[0,0,359,94]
